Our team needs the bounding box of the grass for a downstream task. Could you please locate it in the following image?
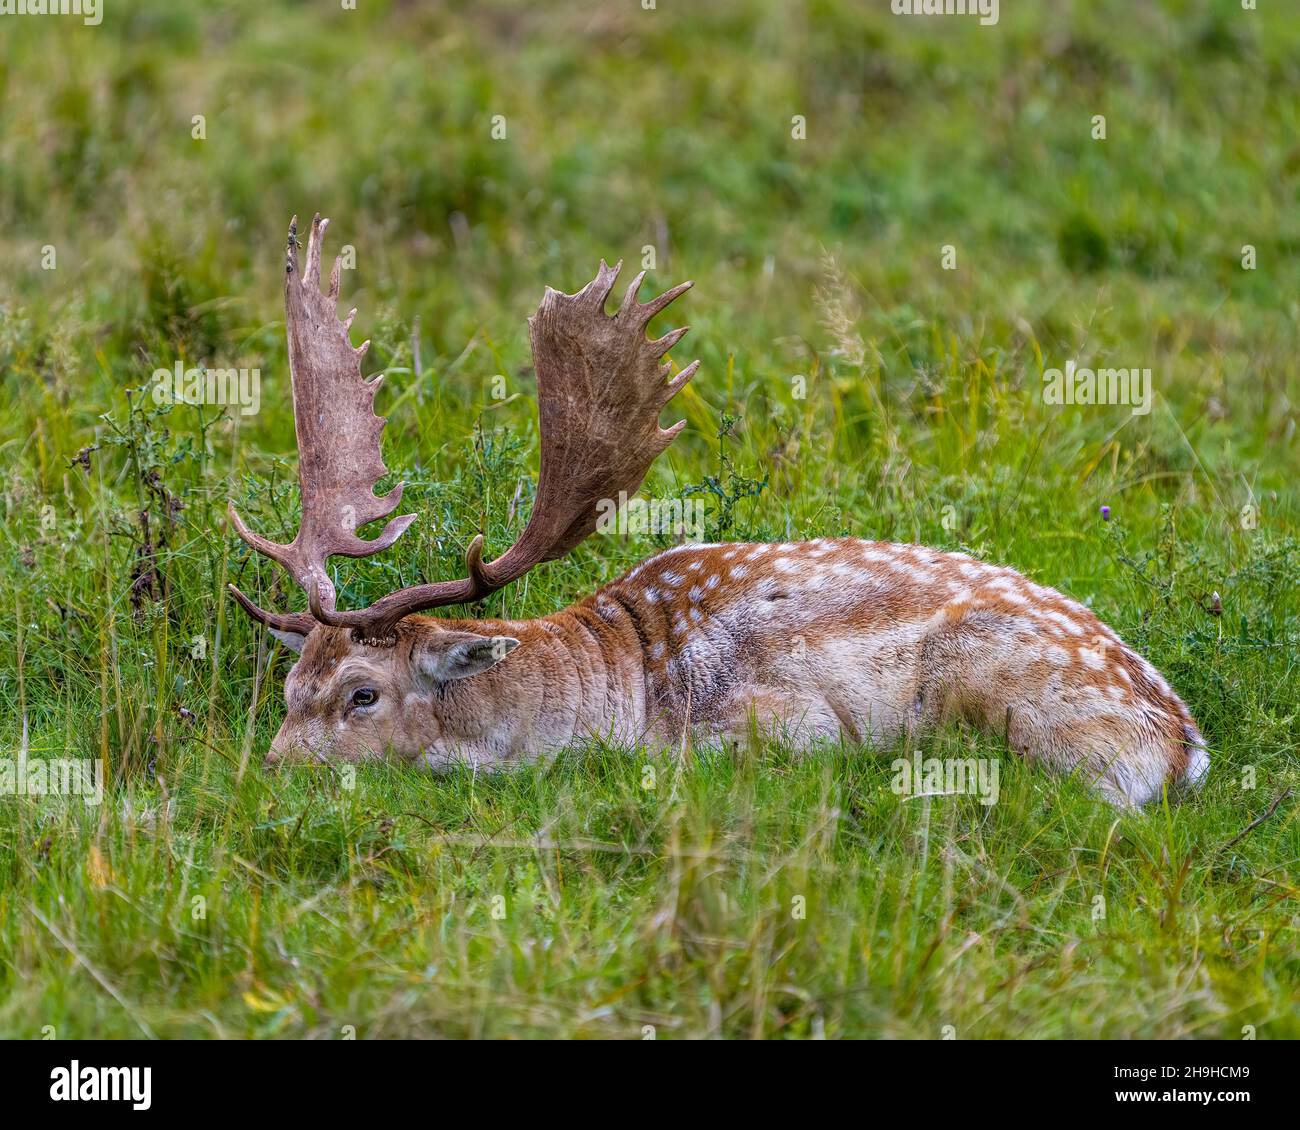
[0,0,1298,1038]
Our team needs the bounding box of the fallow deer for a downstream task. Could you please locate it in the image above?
[228,216,1209,807]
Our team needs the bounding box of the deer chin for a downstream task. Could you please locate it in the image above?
[418,742,512,774]
[265,737,405,768]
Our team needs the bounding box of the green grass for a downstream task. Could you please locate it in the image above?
[0,0,1298,1038]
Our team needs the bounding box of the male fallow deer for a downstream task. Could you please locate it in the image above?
[229,216,1208,807]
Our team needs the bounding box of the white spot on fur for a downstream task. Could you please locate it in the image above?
[658,542,723,557]
[1078,647,1106,671]
[1041,609,1085,636]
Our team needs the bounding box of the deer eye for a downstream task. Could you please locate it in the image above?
[350,687,378,709]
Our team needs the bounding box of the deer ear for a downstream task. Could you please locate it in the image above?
[416,634,519,682]
[270,627,309,654]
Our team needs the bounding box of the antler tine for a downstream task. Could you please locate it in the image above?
[304,214,326,287]
[308,260,699,642]
[227,215,419,633]
[635,279,693,326]
[617,270,694,328]
[617,269,648,318]
[575,258,623,310]
[226,583,318,637]
[663,359,701,402]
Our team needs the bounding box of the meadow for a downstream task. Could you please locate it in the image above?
[0,0,1296,1038]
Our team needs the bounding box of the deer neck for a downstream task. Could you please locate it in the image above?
[531,602,649,747]
[447,602,649,757]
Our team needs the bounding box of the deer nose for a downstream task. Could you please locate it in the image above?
[265,724,297,766]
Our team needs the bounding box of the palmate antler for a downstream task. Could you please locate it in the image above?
[229,215,698,645]
[227,215,415,638]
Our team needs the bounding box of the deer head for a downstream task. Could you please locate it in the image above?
[229,216,697,765]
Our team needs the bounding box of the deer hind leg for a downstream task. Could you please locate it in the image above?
[917,610,1204,807]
